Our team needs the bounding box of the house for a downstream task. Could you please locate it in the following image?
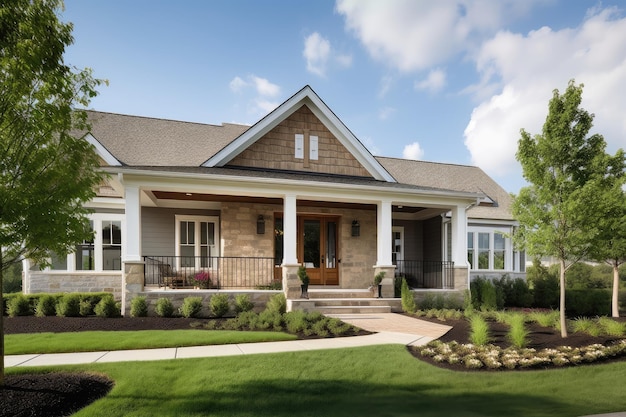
[22,85,524,313]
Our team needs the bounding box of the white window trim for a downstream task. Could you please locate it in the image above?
[175,215,220,271]
[50,213,125,272]
[467,226,512,272]
[392,226,404,263]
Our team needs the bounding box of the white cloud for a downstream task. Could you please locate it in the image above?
[402,142,424,160]
[229,76,247,93]
[464,7,626,178]
[336,0,533,72]
[414,68,447,92]
[303,32,352,76]
[251,76,280,97]
[229,75,282,116]
[378,75,393,98]
[304,32,331,76]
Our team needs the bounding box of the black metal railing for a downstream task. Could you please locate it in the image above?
[143,256,280,289]
[394,260,454,289]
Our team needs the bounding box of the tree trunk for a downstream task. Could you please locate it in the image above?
[1,247,5,386]
[612,261,620,318]
[559,258,568,338]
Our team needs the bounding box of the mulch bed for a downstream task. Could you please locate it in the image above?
[411,316,626,371]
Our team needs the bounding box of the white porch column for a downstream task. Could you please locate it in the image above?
[124,185,142,262]
[282,193,298,265]
[375,199,393,267]
[450,204,468,266]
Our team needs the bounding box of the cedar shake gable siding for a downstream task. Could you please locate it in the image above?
[227,105,372,178]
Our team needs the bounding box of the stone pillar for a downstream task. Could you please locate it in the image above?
[282,264,301,300]
[374,265,396,298]
[453,266,469,291]
[122,261,144,316]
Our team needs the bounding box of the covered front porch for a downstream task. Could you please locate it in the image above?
[119,170,476,311]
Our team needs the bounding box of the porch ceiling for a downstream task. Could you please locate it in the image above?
[150,190,439,216]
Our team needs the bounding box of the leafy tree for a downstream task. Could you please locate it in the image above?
[0,0,105,385]
[512,80,625,337]
[586,181,626,317]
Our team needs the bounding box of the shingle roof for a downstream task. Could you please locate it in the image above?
[86,110,514,221]
[85,111,249,166]
[376,157,513,221]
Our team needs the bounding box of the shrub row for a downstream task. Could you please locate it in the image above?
[469,275,622,317]
[138,293,258,319]
[3,292,118,317]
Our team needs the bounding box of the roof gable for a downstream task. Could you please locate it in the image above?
[203,86,396,182]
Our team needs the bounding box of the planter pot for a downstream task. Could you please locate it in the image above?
[301,284,309,299]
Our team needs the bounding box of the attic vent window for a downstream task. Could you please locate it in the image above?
[295,134,304,159]
[310,135,318,160]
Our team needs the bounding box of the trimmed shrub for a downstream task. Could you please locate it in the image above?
[155,297,175,318]
[130,296,148,317]
[179,296,203,318]
[35,295,57,317]
[94,296,120,318]
[80,299,95,316]
[234,294,254,314]
[209,294,230,317]
[56,294,81,317]
[7,294,32,317]
[565,289,611,317]
[266,293,286,314]
[401,278,417,313]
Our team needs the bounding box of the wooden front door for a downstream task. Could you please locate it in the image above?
[298,216,339,285]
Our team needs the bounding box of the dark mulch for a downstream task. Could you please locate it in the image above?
[411,316,626,371]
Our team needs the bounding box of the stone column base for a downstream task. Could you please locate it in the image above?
[123,261,145,316]
[374,265,396,298]
[282,264,302,300]
[453,266,469,291]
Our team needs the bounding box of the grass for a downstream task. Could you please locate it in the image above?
[8,345,626,417]
[5,330,297,355]
[506,313,529,348]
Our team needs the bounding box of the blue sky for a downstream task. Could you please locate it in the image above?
[61,0,626,193]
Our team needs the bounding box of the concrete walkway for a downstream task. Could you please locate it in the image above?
[6,313,450,368]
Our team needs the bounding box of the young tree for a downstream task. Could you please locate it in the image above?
[512,80,625,337]
[0,0,105,385]
[586,181,626,317]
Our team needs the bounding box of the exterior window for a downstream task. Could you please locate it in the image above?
[494,233,505,270]
[478,232,490,269]
[76,221,95,270]
[467,232,474,268]
[102,221,122,270]
[175,216,219,271]
[179,221,195,267]
[392,227,404,264]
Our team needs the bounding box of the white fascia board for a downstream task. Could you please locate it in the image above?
[203,86,396,183]
[84,197,126,210]
[85,133,122,166]
[110,167,480,208]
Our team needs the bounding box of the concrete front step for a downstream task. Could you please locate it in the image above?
[306,289,375,299]
[315,305,392,314]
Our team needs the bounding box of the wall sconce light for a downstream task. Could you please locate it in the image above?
[351,220,360,237]
[257,215,265,234]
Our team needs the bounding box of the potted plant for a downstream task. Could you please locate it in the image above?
[193,271,211,289]
[297,264,309,299]
[374,271,385,298]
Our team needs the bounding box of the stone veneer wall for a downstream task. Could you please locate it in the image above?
[26,272,122,300]
[227,105,372,177]
[220,201,378,289]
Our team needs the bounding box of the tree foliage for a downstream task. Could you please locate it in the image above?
[512,80,625,336]
[0,0,105,384]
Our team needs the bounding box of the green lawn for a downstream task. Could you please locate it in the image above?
[5,330,296,354]
[8,345,626,417]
